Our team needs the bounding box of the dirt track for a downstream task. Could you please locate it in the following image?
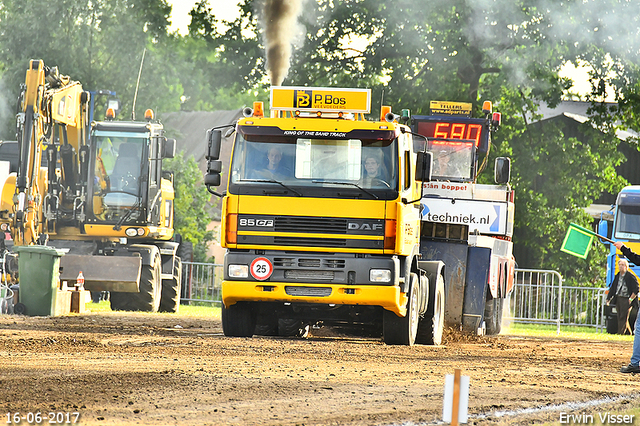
[0,310,638,426]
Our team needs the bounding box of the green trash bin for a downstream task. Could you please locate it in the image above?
[15,245,66,316]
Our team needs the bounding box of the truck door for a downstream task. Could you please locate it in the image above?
[146,136,161,224]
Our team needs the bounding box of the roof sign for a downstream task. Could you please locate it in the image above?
[430,101,473,117]
[271,86,371,113]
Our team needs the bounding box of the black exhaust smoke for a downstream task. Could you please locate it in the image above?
[262,0,302,86]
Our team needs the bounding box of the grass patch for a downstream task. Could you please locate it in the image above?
[86,300,221,319]
[503,321,634,342]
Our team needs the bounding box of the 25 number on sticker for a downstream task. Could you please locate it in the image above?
[250,257,273,281]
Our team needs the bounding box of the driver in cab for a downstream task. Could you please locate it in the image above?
[361,150,388,188]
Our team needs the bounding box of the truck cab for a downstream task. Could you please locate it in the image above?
[207,87,443,345]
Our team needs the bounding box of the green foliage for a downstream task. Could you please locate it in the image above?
[164,152,216,262]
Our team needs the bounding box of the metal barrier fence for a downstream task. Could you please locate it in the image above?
[507,268,607,333]
[180,262,223,305]
[180,264,610,332]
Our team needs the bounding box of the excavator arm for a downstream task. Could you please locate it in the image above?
[11,59,89,245]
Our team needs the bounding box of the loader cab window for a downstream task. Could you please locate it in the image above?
[89,131,148,222]
[230,132,398,199]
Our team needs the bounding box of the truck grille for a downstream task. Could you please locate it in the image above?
[275,217,347,234]
[284,286,332,297]
[284,270,335,280]
[274,237,347,247]
[273,257,346,269]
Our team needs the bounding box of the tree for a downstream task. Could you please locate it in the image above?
[0,0,180,138]
[192,0,637,285]
[164,151,216,262]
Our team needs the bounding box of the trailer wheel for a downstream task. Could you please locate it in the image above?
[416,273,445,345]
[222,302,256,337]
[383,273,419,346]
[159,257,182,313]
[13,302,26,315]
[110,253,162,312]
[484,296,504,335]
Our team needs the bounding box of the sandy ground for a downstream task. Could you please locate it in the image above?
[0,310,638,426]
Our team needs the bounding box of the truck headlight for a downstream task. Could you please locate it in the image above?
[228,264,248,278]
[370,269,391,283]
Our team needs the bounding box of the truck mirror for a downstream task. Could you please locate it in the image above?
[598,220,610,244]
[204,173,221,186]
[207,160,222,174]
[207,129,222,160]
[494,157,510,184]
[163,138,176,159]
[415,151,432,182]
[205,159,222,187]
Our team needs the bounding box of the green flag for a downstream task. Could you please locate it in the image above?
[560,223,596,259]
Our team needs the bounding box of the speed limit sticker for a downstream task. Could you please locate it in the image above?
[250,257,273,281]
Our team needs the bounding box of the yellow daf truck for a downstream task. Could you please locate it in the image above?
[205,87,444,345]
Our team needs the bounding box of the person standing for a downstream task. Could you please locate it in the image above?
[606,257,638,335]
[613,241,640,373]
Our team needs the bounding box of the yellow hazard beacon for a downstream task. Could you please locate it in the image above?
[205,86,514,345]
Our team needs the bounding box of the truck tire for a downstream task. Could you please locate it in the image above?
[277,318,310,338]
[110,253,162,312]
[383,273,419,346]
[484,296,504,335]
[416,273,445,345]
[177,240,193,263]
[159,257,182,313]
[254,311,279,336]
[222,302,256,337]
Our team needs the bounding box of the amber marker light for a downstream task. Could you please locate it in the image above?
[482,101,492,115]
[253,102,264,117]
[380,105,391,122]
[384,219,396,250]
[105,108,116,120]
[144,109,154,121]
[226,214,238,244]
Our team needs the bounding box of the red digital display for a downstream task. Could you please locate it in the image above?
[417,121,484,147]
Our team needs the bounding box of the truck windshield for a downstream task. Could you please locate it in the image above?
[615,205,640,240]
[90,132,146,222]
[428,140,474,181]
[230,134,398,198]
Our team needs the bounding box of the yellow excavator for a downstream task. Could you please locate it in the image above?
[0,59,182,312]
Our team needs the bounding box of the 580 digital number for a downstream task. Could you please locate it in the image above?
[6,412,80,424]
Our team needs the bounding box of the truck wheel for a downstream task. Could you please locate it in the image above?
[222,302,256,337]
[383,273,419,346]
[278,318,310,338]
[416,273,445,345]
[159,257,182,313]
[484,296,504,335]
[177,240,193,263]
[111,253,162,312]
[254,312,279,336]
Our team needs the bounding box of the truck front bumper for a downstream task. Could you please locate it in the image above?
[222,280,407,317]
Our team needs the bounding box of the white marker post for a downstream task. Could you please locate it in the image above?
[443,369,469,425]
